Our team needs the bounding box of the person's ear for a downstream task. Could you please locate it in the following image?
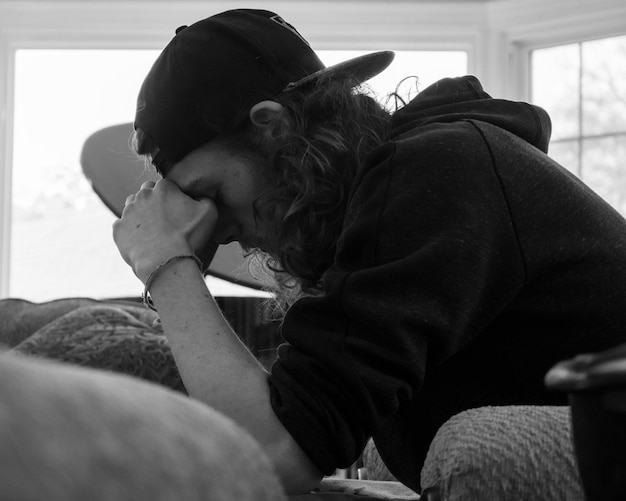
[249,101,285,132]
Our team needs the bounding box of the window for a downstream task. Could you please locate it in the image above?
[531,35,626,214]
[9,48,467,302]
[11,50,159,301]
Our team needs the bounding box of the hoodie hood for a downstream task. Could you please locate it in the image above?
[391,75,552,153]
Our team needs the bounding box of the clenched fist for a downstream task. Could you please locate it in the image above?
[113,179,218,283]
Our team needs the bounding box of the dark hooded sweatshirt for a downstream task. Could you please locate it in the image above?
[268,76,626,492]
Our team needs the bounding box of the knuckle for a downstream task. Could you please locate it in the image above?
[111,221,121,240]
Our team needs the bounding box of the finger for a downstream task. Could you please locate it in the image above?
[140,181,156,190]
[124,194,135,206]
[153,177,179,193]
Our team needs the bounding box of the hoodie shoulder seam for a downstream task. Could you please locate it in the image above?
[467,119,529,284]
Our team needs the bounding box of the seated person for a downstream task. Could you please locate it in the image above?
[7,8,626,497]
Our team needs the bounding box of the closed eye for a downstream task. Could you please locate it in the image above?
[178,178,218,203]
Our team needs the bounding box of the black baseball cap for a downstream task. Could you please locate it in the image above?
[134,9,394,173]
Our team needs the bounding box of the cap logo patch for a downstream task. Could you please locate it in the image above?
[270,15,310,46]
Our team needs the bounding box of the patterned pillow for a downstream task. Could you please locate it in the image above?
[10,304,186,394]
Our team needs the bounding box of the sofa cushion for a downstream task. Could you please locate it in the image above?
[420,405,583,500]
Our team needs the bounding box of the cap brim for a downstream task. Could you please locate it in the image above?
[283,50,395,92]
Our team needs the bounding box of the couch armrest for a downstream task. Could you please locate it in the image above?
[420,406,584,500]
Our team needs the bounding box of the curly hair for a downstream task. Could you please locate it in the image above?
[132,77,392,304]
[231,77,392,300]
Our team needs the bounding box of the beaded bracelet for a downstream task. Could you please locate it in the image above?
[142,254,203,311]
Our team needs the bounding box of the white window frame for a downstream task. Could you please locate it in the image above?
[494,0,626,101]
[1,0,624,297]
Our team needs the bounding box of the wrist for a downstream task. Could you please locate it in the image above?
[142,254,204,311]
[133,243,194,284]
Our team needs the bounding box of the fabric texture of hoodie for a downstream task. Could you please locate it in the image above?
[268,76,626,492]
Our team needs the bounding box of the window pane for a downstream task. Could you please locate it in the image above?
[11,50,160,301]
[532,36,626,219]
[582,135,626,215]
[531,44,580,141]
[582,36,626,136]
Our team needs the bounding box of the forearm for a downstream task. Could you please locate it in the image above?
[112,180,322,491]
[148,259,264,402]
[147,259,322,493]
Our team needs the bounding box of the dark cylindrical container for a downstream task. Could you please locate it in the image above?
[545,343,626,501]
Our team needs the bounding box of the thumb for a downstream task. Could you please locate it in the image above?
[183,197,219,255]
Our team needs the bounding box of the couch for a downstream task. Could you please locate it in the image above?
[1,298,587,500]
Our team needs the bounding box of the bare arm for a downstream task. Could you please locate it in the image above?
[149,260,322,492]
[113,180,322,494]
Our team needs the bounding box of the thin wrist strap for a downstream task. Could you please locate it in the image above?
[142,254,203,311]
